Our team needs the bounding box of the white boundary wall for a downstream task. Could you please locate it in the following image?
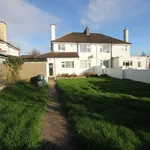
[106,68,123,79]
[124,70,150,84]
[106,68,150,84]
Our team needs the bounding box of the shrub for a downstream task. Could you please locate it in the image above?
[56,74,61,77]
[3,56,24,85]
[99,74,110,78]
[91,74,99,78]
[69,73,77,78]
[83,72,95,78]
[61,73,69,77]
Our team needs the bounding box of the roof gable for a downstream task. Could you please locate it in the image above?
[52,32,131,44]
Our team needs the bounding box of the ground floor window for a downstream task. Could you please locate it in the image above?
[61,61,74,68]
[80,60,91,68]
[123,60,133,66]
[138,61,141,67]
[100,60,109,68]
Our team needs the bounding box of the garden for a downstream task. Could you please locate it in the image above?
[57,77,150,150]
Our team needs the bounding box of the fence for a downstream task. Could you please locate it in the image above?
[106,68,150,84]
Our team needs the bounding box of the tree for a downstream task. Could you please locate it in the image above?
[3,56,24,85]
[141,51,146,56]
[29,49,41,56]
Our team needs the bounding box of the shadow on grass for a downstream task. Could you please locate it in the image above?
[57,78,150,150]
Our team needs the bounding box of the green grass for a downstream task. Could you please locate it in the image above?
[0,81,49,150]
[57,77,150,150]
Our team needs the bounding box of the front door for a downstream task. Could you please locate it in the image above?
[49,63,53,76]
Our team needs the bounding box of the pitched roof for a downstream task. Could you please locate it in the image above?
[21,52,79,61]
[0,39,20,51]
[36,52,79,58]
[53,32,131,44]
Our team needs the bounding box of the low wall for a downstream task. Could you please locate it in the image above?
[106,68,150,84]
[124,70,150,84]
[20,62,46,80]
[106,68,123,79]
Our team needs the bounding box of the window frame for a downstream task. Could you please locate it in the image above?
[80,60,91,68]
[138,61,141,68]
[99,45,110,53]
[80,44,91,52]
[61,61,74,68]
[123,60,133,67]
[58,44,65,51]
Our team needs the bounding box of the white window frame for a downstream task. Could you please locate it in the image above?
[80,45,91,52]
[99,45,110,53]
[80,60,91,68]
[123,60,133,67]
[138,61,141,68]
[58,44,65,51]
[100,60,109,68]
[61,61,74,68]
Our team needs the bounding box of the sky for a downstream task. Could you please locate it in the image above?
[0,0,150,55]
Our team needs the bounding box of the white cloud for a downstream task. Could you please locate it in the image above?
[0,0,60,53]
[80,0,150,28]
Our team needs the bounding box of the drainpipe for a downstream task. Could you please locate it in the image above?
[54,57,56,80]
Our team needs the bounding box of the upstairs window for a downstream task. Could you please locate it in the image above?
[80,45,90,52]
[100,45,110,53]
[58,44,65,51]
[61,61,74,68]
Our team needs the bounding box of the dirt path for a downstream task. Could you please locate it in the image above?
[42,80,78,150]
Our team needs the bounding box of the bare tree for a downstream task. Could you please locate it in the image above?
[29,49,41,56]
[141,51,146,56]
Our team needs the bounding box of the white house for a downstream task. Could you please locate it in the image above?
[0,21,20,57]
[21,25,149,81]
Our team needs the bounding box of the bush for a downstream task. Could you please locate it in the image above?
[61,73,69,77]
[99,74,110,78]
[83,72,95,78]
[56,74,61,77]
[69,73,77,78]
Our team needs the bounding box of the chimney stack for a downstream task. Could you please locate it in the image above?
[123,29,129,42]
[0,21,7,42]
[84,27,90,35]
[51,24,56,41]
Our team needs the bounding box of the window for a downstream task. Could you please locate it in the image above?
[103,45,109,53]
[80,45,90,52]
[80,60,91,68]
[80,60,87,68]
[58,44,65,51]
[99,45,109,53]
[88,60,91,68]
[61,61,74,68]
[100,46,103,52]
[100,60,103,66]
[104,60,109,68]
[123,60,133,66]
[138,61,141,67]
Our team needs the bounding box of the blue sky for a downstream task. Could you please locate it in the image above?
[0,0,150,55]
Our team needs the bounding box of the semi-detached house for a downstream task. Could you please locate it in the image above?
[21,25,149,81]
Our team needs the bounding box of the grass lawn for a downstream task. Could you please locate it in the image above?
[0,81,49,150]
[57,77,150,150]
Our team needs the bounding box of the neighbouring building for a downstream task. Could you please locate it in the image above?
[0,21,20,57]
[21,25,149,81]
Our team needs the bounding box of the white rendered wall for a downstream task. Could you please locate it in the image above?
[124,70,150,84]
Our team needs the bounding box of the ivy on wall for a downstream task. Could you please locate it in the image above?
[3,56,24,85]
